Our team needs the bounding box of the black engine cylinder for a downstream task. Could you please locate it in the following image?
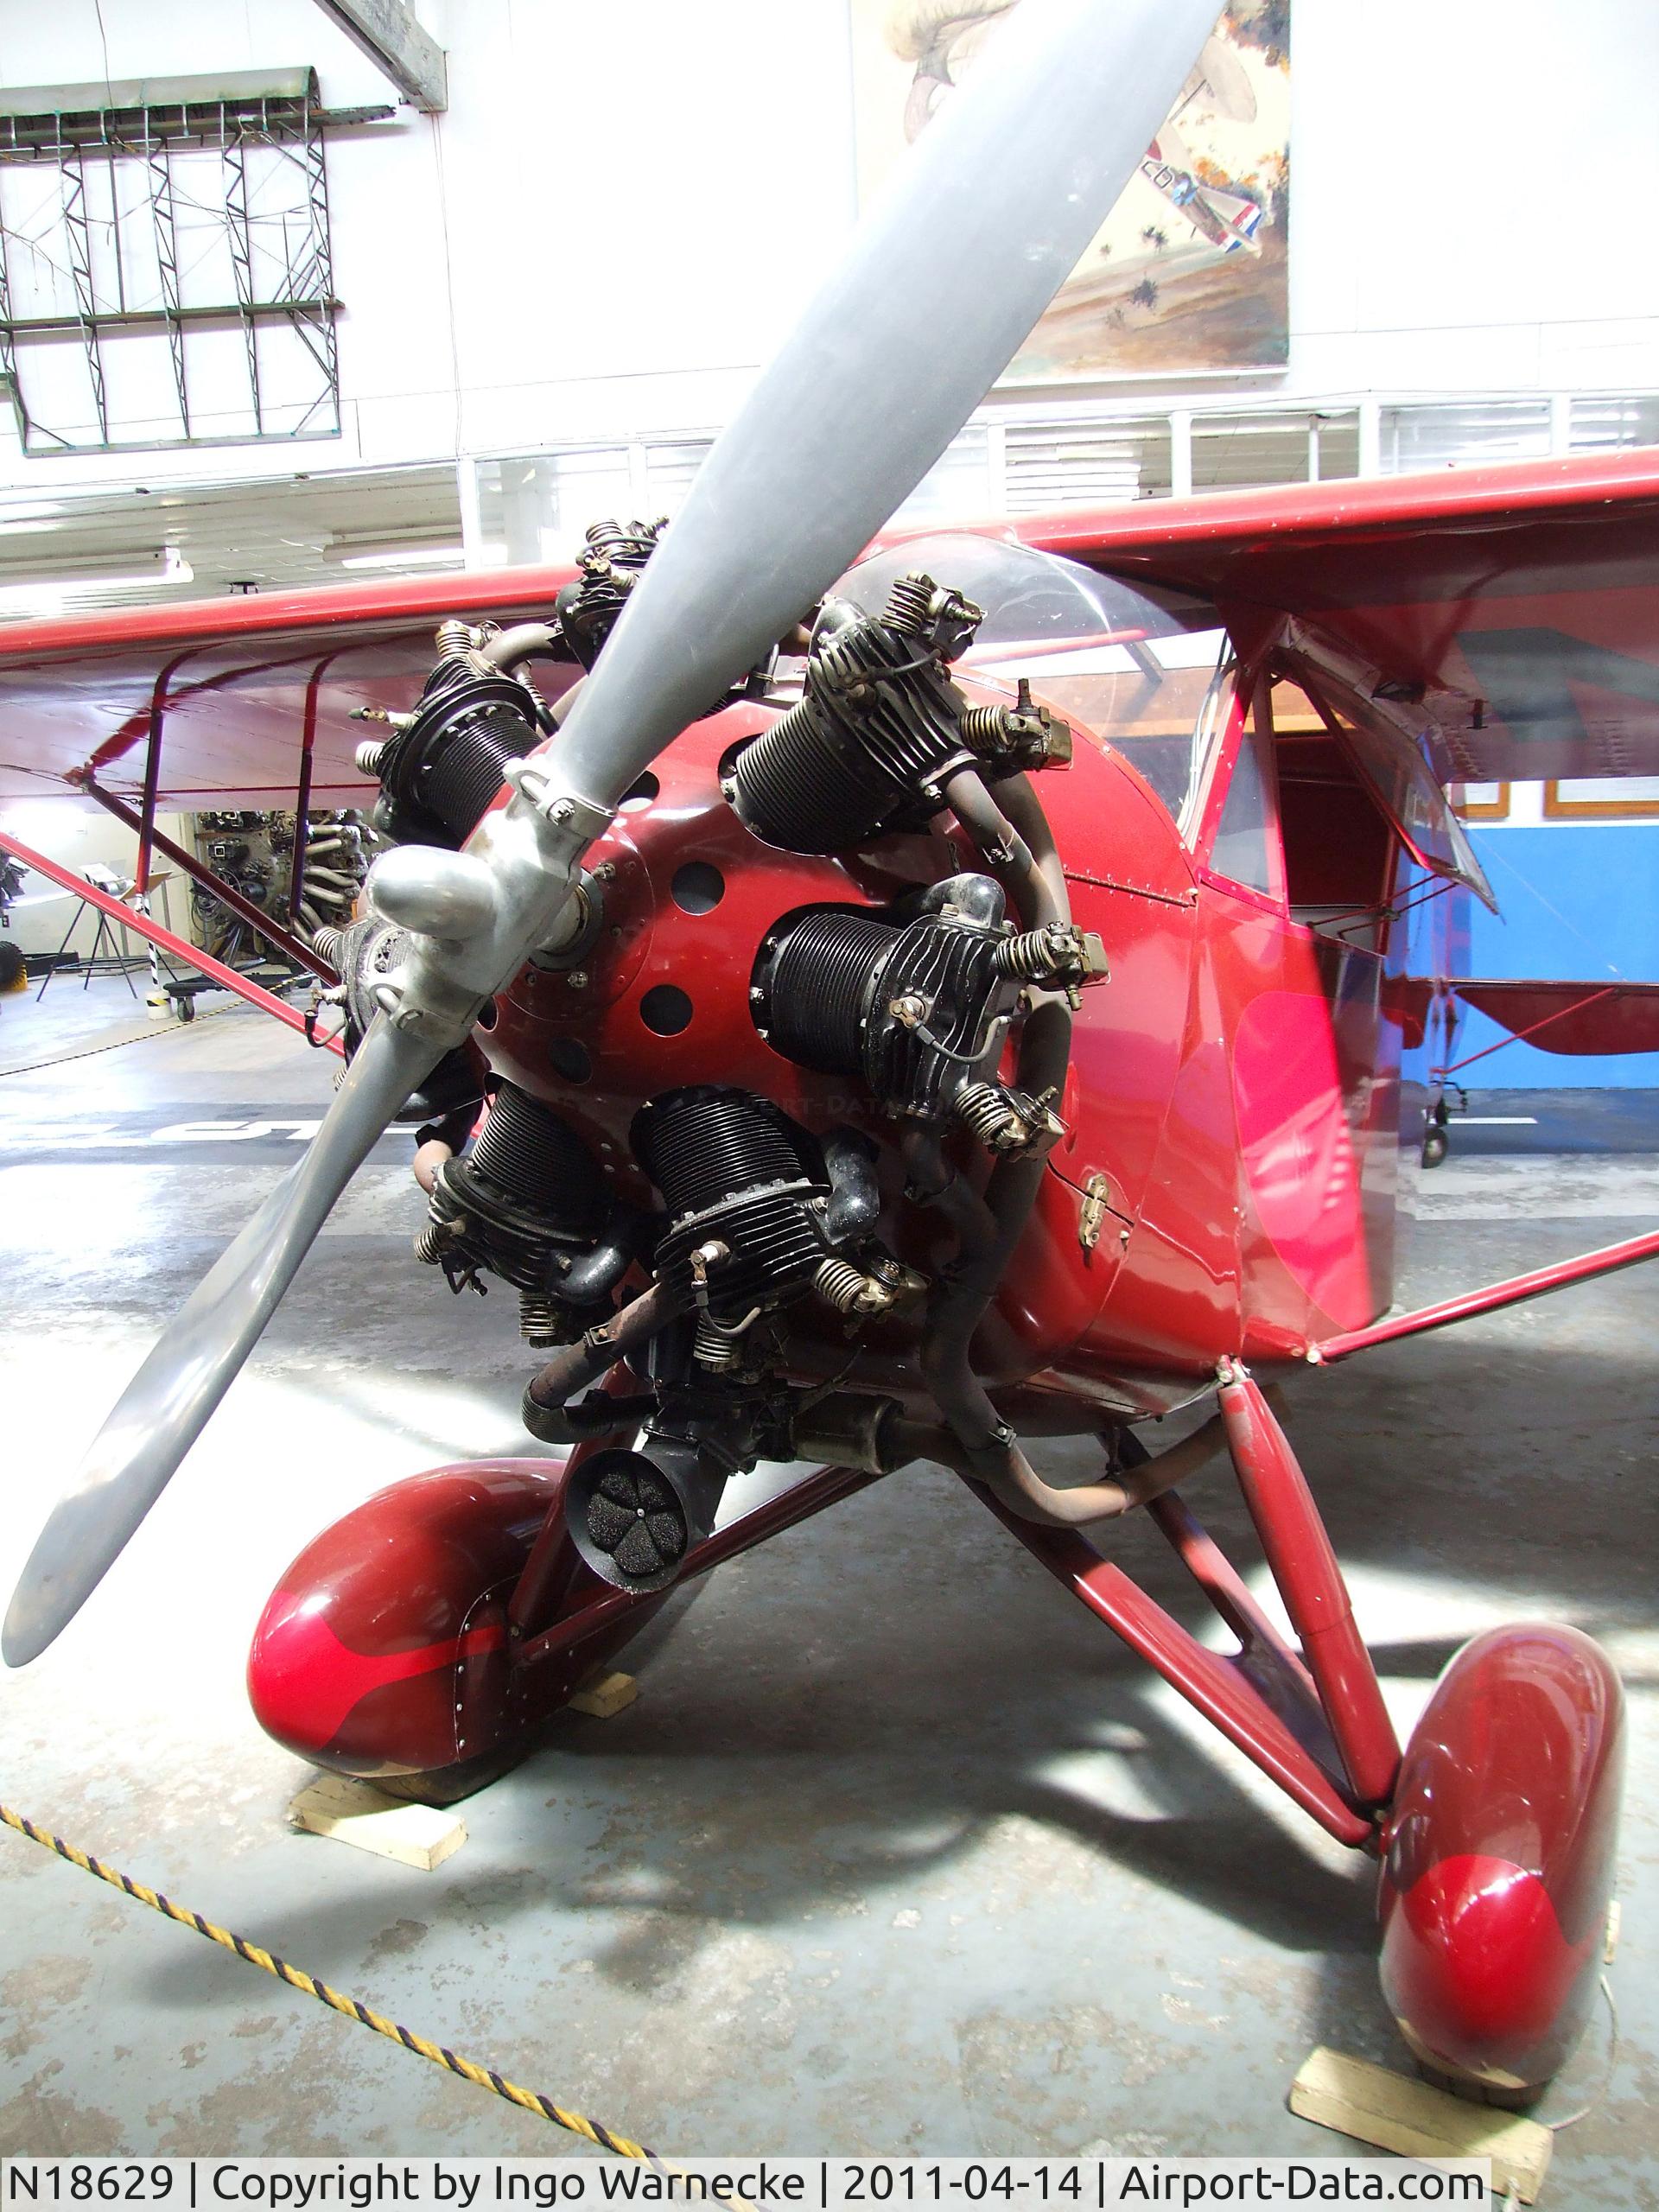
[369,660,540,849]
[752,879,1014,1122]
[633,1086,832,1320]
[467,1083,607,1238]
[420,1082,621,1339]
[754,908,899,1075]
[725,574,982,854]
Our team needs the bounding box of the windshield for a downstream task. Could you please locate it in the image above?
[832,532,1229,828]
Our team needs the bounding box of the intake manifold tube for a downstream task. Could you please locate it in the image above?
[520,1281,676,1446]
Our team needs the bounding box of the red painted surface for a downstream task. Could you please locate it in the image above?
[1217,1366,1399,1808]
[977,1480,1372,1847]
[8,448,1659,802]
[1379,1624,1624,2094]
[1451,979,1659,1058]
[246,1459,659,1780]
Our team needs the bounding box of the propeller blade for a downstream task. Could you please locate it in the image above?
[4,0,1214,1663]
[2,1020,433,1665]
[554,0,1220,807]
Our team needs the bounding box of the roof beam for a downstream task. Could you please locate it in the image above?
[310,0,447,112]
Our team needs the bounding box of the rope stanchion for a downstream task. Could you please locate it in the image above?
[1,1802,670,2173]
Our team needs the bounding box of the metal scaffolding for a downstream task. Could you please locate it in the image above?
[0,68,392,455]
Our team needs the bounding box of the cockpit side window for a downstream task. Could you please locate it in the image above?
[1209,716,1277,896]
[977,628,1230,830]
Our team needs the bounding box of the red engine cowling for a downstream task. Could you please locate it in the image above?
[247,1459,660,1796]
[1377,1622,1624,2101]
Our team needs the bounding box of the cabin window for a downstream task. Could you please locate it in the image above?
[971,628,1230,832]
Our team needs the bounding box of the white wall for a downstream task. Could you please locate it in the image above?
[1,0,1657,492]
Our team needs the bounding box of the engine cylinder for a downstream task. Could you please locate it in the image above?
[371,659,540,849]
[754,908,900,1075]
[633,1086,832,1320]
[468,1082,607,1236]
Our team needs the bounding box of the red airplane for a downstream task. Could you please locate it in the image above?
[2,0,1653,2122]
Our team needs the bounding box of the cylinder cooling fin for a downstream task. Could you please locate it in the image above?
[420,1082,630,1344]
[749,874,1080,1156]
[633,1086,834,1323]
[555,518,666,671]
[357,645,543,851]
[724,570,1070,855]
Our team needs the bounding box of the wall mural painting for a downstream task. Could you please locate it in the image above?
[849,1,1290,381]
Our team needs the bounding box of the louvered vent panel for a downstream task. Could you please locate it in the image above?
[1003,416,1169,512]
[1192,409,1359,490]
[1568,395,1659,451]
[1380,401,1550,473]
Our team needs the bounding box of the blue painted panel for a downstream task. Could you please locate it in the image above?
[1459,823,1659,1089]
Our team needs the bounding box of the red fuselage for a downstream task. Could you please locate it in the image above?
[486,685,1439,1420]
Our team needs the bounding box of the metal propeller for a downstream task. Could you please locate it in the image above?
[3,0,1218,1666]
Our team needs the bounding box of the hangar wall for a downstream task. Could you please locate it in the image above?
[0,804,191,960]
[2,0,1658,482]
[3,0,1659,1085]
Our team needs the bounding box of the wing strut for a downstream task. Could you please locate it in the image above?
[0,830,342,1052]
[1313,1227,1659,1361]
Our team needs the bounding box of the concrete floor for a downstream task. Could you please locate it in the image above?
[1,973,1656,2198]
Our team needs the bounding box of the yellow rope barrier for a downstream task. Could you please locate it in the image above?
[1,1802,667,2171]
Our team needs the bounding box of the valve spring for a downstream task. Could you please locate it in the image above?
[813,1255,870,1315]
[354,738,389,779]
[633,1086,821,1222]
[469,1083,607,1234]
[413,1218,447,1266]
[434,620,477,659]
[957,704,1006,750]
[954,1080,1020,1148]
[692,1313,744,1370]
[884,573,936,637]
[582,516,665,565]
[995,925,1069,982]
[518,1289,573,1346]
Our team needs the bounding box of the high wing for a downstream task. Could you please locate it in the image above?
[999,443,1659,787]
[6,446,1659,809]
[0,567,586,809]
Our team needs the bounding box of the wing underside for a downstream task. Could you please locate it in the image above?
[8,448,1659,809]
